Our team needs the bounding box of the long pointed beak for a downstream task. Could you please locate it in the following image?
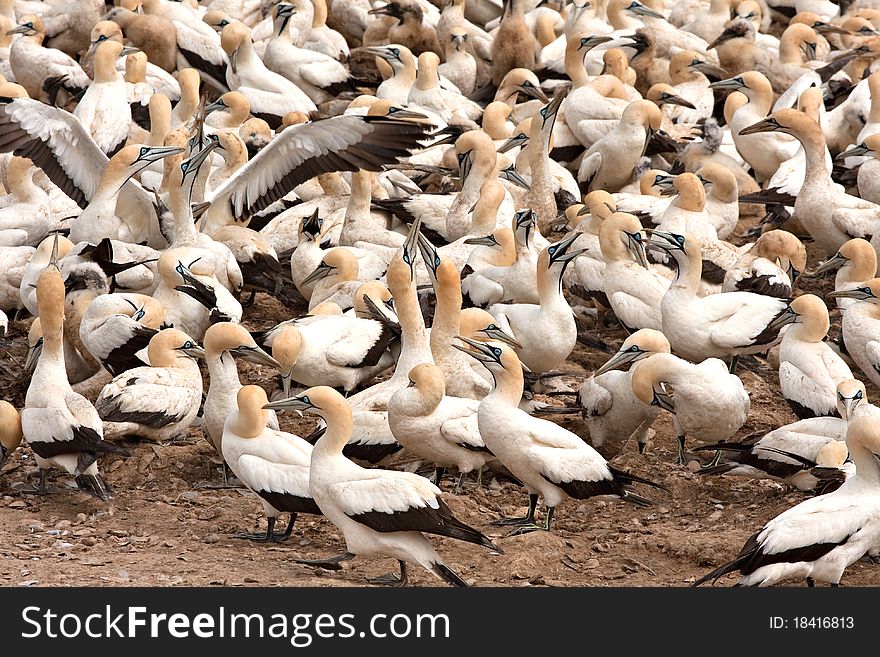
[813,253,847,276]
[120,45,141,57]
[708,77,745,91]
[499,165,530,190]
[367,6,393,15]
[661,93,696,109]
[300,263,334,286]
[690,61,727,79]
[473,325,522,349]
[738,118,779,136]
[458,151,473,184]
[24,338,42,373]
[518,82,549,103]
[630,4,665,19]
[625,232,649,268]
[497,134,527,154]
[463,234,498,246]
[841,397,861,422]
[803,41,817,61]
[205,99,225,114]
[548,231,581,264]
[580,35,613,51]
[280,373,292,400]
[363,45,395,61]
[452,335,499,362]
[837,143,871,160]
[417,232,441,279]
[142,145,185,163]
[402,216,422,277]
[263,395,314,412]
[766,306,799,332]
[233,345,282,369]
[827,289,873,300]
[7,25,32,35]
[229,48,238,75]
[815,23,850,36]
[180,345,206,359]
[180,139,219,174]
[595,349,642,376]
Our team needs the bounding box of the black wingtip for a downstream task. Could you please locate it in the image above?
[74,474,112,501]
[431,562,469,587]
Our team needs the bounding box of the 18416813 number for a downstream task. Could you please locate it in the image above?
[793,617,854,629]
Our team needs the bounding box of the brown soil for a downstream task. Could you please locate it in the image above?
[1,236,879,589]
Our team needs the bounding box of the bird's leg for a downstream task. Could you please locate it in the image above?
[830,582,842,587]
[296,552,355,570]
[432,466,446,487]
[454,472,467,494]
[701,450,723,469]
[806,577,815,588]
[493,493,538,526]
[236,517,275,543]
[273,513,297,542]
[34,469,49,495]
[243,289,257,307]
[369,560,408,587]
[509,506,554,536]
[728,355,740,374]
[676,435,687,466]
[194,461,243,489]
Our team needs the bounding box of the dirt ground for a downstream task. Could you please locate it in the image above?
[1,234,879,589]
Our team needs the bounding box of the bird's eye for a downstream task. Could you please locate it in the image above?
[630,345,640,352]
[389,106,400,113]
[691,59,700,66]
[183,341,193,349]
[735,77,744,85]
[487,324,497,330]
[856,391,864,399]
[391,48,400,55]
[302,395,311,404]
[540,107,548,117]
[403,253,411,264]
[493,347,502,356]
[863,287,873,294]
[98,34,108,42]
[181,162,189,172]
[433,256,440,266]
[134,309,145,321]
[175,263,185,273]
[220,19,229,26]
[140,147,149,157]
[522,81,533,88]
[548,246,557,255]
[675,235,685,244]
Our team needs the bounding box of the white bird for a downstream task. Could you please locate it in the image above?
[630,351,751,466]
[486,232,584,372]
[772,294,855,419]
[73,38,136,157]
[96,328,205,442]
[202,322,281,485]
[222,385,323,543]
[221,20,315,130]
[813,238,878,312]
[21,246,130,500]
[388,363,495,491]
[552,329,671,456]
[694,414,880,587]
[0,157,52,247]
[455,338,663,533]
[599,212,669,332]
[721,229,806,298]
[78,292,165,378]
[828,278,880,389]
[648,230,789,369]
[265,385,501,587]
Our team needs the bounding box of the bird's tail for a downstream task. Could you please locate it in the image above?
[75,474,112,501]
[609,465,668,492]
[430,561,469,587]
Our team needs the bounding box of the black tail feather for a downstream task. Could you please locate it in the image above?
[75,474,112,501]
[431,561,469,587]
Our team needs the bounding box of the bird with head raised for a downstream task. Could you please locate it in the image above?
[647,231,790,369]
[455,338,664,533]
[738,107,880,258]
[485,231,584,372]
[21,242,131,500]
[266,385,500,586]
[694,413,880,587]
[95,327,205,443]
[599,211,670,333]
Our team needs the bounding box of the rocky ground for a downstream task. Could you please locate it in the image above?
[1,234,878,589]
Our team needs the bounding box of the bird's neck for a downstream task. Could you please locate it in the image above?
[848,442,880,486]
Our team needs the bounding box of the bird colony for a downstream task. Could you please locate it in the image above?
[1,0,880,589]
